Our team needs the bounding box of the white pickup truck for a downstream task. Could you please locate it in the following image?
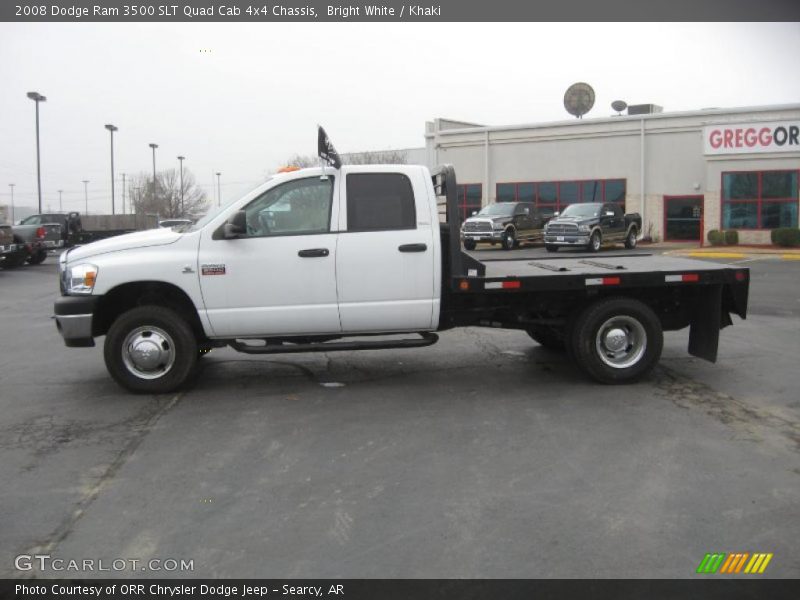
[55,129,750,394]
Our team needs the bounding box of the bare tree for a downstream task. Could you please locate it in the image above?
[127,168,208,218]
[276,149,409,172]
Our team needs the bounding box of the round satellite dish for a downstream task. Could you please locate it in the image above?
[564,82,595,119]
[611,100,628,114]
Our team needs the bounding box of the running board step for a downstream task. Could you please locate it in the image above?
[229,333,439,355]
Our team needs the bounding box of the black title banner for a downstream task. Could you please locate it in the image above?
[3,0,800,22]
[4,580,800,600]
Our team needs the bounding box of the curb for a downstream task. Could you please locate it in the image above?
[664,250,800,261]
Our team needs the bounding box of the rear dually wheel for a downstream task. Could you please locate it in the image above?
[570,297,663,384]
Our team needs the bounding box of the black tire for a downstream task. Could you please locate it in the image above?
[569,297,663,384]
[588,231,602,253]
[502,229,516,251]
[624,228,638,249]
[463,239,476,251]
[27,249,47,265]
[545,245,559,253]
[526,326,566,351]
[104,305,198,394]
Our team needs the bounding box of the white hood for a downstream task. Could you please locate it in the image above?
[67,228,182,262]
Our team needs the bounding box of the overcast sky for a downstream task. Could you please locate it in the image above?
[1,22,799,216]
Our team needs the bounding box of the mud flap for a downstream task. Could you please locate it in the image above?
[688,284,724,363]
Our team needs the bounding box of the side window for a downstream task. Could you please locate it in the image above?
[242,177,333,237]
[22,215,40,225]
[346,173,416,232]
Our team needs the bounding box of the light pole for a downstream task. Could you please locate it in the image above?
[58,189,63,211]
[149,143,158,206]
[121,173,126,214]
[82,180,89,214]
[27,91,46,214]
[177,156,185,216]
[105,124,118,214]
[216,172,222,207]
[8,183,15,222]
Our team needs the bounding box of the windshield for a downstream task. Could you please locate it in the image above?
[560,203,602,218]
[189,178,273,232]
[477,203,515,217]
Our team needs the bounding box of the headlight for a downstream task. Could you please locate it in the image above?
[67,263,99,295]
[578,224,591,232]
[493,222,505,230]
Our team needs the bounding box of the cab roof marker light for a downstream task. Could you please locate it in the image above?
[586,277,620,286]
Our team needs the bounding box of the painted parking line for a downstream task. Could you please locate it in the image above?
[688,252,745,259]
[782,254,800,261]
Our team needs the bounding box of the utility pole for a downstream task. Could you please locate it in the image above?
[121,173,126,214]
[27,91,46,214]
[149,143,158,206]
[58,189,63,211]
[177,156,185,216]
[8,183,14,222]
[82,180,89,214]
[105,124,118,214]
[216,172,222,207]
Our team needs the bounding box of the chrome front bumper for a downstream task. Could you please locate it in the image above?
[461,230,504,242]
[54,295,99,347]
[544,234,590,246]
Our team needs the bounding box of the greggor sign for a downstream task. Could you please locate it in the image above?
[704,121,800,155]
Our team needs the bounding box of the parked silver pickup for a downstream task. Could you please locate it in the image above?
[12,219,62,265]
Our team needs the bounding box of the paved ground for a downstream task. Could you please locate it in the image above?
[1,247,799,579]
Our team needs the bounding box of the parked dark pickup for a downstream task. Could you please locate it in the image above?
[461,201,550,251]
[0,224,27,268]
[544,202,642,252]
[10,221,62,265]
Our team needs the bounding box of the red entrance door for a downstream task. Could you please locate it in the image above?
[664,196,703,242]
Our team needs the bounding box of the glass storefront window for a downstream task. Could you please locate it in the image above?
[722,171,798,229]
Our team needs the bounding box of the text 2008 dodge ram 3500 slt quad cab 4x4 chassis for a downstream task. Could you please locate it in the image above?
[54,129,749,394]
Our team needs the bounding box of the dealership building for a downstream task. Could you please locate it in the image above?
[422,104,800,244]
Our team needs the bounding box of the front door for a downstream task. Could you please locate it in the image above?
[198,175,341,338]
[664,196,703,242]
[335,169,436,333]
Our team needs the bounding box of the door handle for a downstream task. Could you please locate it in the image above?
[298,248,329,258]
[398,243,427,253]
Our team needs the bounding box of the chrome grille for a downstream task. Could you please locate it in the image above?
[547,223,579,234]
[464,221,492,232]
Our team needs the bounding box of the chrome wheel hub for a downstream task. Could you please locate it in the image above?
[122,326,176,380]
[594,316,646,369]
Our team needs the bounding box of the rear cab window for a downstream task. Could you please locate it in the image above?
[345,173,416,232]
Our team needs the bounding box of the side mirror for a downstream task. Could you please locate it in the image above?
[224,210,247,238]
[471,211,478,216]
[605,211,614,217]
[553,211,560,217]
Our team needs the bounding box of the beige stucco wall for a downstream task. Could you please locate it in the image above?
[426,105,800,244]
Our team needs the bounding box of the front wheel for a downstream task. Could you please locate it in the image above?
[502,229,516,251]
[569,297,663,384]
[588,231,602,252]
[545,245,559,253]
[463,239,476,251]
[27,249,47,265]
[104,305,198,394]
[624,228,638,249]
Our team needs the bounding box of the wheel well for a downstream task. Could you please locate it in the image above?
[93,281,206,341]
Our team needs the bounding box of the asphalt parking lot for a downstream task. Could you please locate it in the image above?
[1,246,799,579]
